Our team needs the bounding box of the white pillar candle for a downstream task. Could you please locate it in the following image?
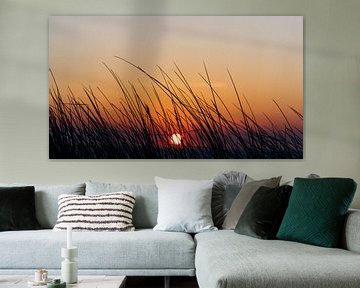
[67,225,72,248]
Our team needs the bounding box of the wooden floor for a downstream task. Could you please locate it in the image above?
[126,276,199,288]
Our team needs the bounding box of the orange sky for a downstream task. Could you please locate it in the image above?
[49,16,303,129]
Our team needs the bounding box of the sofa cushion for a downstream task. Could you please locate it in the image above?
[212,171,249,228]
[342,209,360,253]
[0,183,86,228]
[153,177,216,233]
[195,230,360,288]
[0,186,40,231]
[86,181,158,229]
[222,176,281,229]
[234,185,292,239]
[53,192,136,232]
[277,178,357,247]
[0,229,195,272]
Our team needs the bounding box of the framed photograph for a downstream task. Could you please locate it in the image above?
[49,16,303,159]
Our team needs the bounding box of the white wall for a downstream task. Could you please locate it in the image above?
[0,0,359,208]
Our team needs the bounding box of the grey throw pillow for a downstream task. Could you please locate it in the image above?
[153,177,217,233]
[222,176,281,230]
[212,171,250,228]
[282,173,320,186]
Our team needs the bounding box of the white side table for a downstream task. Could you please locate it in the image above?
[0,275,126,288]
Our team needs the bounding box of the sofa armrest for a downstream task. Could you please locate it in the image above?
[342,209,360,253]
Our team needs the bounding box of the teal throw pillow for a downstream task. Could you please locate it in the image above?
[277,178,357,247]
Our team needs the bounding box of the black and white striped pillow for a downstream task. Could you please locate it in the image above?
[53,192,136,231]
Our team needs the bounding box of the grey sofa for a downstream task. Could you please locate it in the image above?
[0,181,360,288]
[0,181,195,281]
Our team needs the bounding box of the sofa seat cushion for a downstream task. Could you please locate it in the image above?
[195,230,360,288]
[0,229,195,270]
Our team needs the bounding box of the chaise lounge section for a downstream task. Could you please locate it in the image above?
[195,214,360,288]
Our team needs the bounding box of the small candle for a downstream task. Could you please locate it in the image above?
[67,225,72,249]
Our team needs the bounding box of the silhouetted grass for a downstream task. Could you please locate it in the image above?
[49,59,303,159]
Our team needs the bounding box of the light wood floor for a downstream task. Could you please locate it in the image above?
[126,276,199,288]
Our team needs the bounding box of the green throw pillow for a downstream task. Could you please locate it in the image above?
[277,178,357,247]
[0,186,41,231]
[235,185,292,240]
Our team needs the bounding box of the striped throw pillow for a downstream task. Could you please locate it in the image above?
[53,192,136,231]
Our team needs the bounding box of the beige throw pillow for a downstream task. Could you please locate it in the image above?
[222,176,281,230]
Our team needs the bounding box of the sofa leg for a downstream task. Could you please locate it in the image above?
[164,276,170,288]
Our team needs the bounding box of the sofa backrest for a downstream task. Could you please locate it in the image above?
[0,182,86,228]
[86,181,158,229]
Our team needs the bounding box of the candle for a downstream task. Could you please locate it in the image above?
[67,225,72,249]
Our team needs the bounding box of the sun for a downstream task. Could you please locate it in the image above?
[170,133,182,145]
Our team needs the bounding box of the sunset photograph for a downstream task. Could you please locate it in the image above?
[49,16,303,159]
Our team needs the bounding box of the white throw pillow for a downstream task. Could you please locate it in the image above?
[53,192,135,231]
[153,177,217,233]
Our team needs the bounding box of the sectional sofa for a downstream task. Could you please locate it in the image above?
[0,179,360,288]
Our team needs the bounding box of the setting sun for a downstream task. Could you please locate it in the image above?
[170,133,182,145]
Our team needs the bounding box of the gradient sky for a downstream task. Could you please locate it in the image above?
[49,16,303,128]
